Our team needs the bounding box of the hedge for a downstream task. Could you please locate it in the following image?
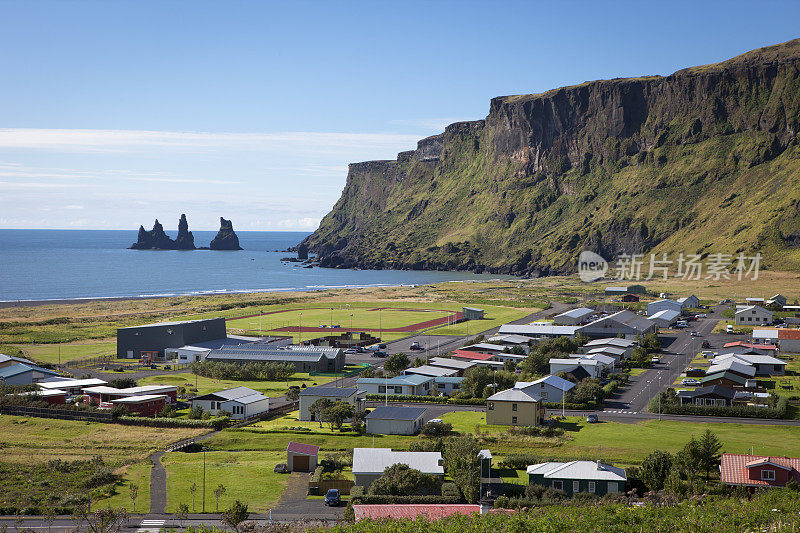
[350,494,462,505]
[541,400,595,410]
[365,394,485,406]
[649,396,788,419]
[117,415,230,430]
[311,466,325,483]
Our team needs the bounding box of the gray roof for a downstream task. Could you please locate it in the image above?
[586,346,626,356]
[403,365,458,378]
[0,363,60,379]
[488,334,531,344]
[583,338,635,348]
[555,307,594,319]
[299,386,358,398]
[498,324,579,337]
[707,360,756,377]
[649,309,681,321]
[0,353,34,366]
[428,357,475,370]
[527,461,626,481]
[206,351,323,363]
[352,448,443,475]
[515,375,575,392]
[357,375,433,386]
[486,388,539,402]
[118,318,221,329]
[365,406,427,421]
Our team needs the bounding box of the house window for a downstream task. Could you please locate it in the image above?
[438,384,445,389]
[512,416,518,424]
[588,481,596,493]
[541,392,548,399]
[552,480,563,490]
[608,482,618,493]
[761,469,776,481]
[487,402,494,410]
[512,403,518,411]
[573,481,580,493]
[378,386,386,393]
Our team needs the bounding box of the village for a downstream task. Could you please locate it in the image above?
[1,281,799,529]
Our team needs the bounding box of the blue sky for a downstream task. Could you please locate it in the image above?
[1,0,798,230]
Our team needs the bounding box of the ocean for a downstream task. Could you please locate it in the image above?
[0,229,509,302]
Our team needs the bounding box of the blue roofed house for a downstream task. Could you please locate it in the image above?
[527,460,627,496]
[0,363,60,386]
[356,375,433,396]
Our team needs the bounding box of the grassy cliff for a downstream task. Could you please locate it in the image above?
[302,39,800,275]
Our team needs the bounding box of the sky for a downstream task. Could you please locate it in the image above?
[1,1,798,231]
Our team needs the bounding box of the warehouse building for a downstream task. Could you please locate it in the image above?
[117,317,227,360]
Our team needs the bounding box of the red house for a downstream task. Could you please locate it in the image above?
[720,453,800,490]
[110,394,167,416]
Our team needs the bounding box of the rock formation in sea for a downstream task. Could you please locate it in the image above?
[209,217,243,250]
[129,215,196,250]
[296,243,309,260]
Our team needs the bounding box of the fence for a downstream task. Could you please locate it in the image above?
[165,437,197,452]
[0,405,114,422]
[308,479,355,495]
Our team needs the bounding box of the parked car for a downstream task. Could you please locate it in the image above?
[701,340,711,348]
[726,325,734,334]
[324,489,341,506]
[371,350,388,358]
[586,413,599,423]
[682,378,700,386]
[409,341,423,350]
[344,348,358,354]
[378,343,387,349]
[696,313,707,318]
[651,356,661,364]
[274,463,288,473]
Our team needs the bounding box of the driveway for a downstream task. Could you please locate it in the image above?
[270,472,344,521]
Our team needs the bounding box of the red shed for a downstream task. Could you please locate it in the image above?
[720,453,800,490]
[110,394,167,417]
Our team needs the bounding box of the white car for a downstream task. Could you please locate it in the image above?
[696,313,707,318]
[682,378,700,386]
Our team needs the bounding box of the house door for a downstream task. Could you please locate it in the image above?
[293,455,310,472]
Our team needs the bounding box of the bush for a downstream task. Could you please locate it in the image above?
[441,482,460,499]
[501,484,526,498]
[363,394,485,405]
[421,421,453,437]
[499,453,540,470]
[311,466,325,483]
[117,415,230,430]
[651,395,789,419]
[191,360,294,381]
[349,486,365,501]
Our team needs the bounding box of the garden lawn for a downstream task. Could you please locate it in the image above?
[758,352,800,399]
[163,450,289,513]
[8,339,117,365]
[0,415,209,464]
[138,372,337,397]
[439,411,800,466]
[92,461,152,512]
[205,412,414,452]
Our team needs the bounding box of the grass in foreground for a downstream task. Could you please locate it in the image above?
[0,416,209,464]
[163,450,289,513]
[138,372,339,398]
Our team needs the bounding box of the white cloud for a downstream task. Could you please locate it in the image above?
[0,128,421,154]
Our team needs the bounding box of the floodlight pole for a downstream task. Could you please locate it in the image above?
[202,447,206,513]
[299,312,302,344]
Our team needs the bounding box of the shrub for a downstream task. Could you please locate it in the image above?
[421,421,453,437]
[441,482,460,499]
[499,453,540,470]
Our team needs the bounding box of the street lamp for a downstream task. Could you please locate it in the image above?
[658,372,662,421]
[299,312,303,344]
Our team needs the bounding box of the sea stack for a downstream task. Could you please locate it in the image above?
[209,217,243,250]
[129,215,197,250]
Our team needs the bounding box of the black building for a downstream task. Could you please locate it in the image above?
[117,318,227,360]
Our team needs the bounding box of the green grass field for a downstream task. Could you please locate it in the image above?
[163,450,289,513]
[0,416,210,464]
[6,339,117,365]
[138,372,340,398]
[92,461,152,512]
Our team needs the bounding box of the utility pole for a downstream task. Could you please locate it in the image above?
[379,309,383,342]
[202,447,206,513]
[259,310,262,333]
[330,308,333,327]
[299,312,302,344]
[658,373,662,421]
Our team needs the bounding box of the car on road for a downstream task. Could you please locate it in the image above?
[324,489,341,506]
[378,343,387,349]
[409,341,423,350]
[726,325,734,334]
[344,348,358,354]
[371,350,388,357]
[696,313,707,318]
[690,331,698,336]
[651,356,661,364]
[682,378,700,386]
[586,413,599,423]
[701,340,711,348]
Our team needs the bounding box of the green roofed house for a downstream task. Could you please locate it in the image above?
[527,460,626,496]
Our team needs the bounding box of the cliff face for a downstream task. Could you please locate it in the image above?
[209,217,243,250]
[302,39,800,274]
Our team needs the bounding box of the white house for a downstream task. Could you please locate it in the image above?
[710,353,787,376]
[549,357,603,379]
[433,376,464,396]
[585,346,628,363]
[514,375,575,403]
[298,386,363,421]
[647,309,681,328]
[427,357,476,375]
[734,305,773,326]
[365,406,427,435]
[647,299,683,316]
[352,448,444,490]
[190,386,270,420]
[581,338,636,357]
[677,295,700,309]
[579,310,657,339]
[753,328,800,353]
[553,307,594,326]
[573,352,616,369]
[356,375,433,396]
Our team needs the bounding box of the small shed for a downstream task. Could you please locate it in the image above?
[462,307,485,320]
[286,441,319,472]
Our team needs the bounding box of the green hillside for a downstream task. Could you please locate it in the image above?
[302,39,800,275]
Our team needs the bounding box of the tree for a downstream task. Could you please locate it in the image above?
[43,507,56,533]
[321,401,355,430]
[350,409,368,433]
[640,450,673,491]
[176,504,189,527]
[221,500,249,533]
[367,464,442,496]
[285,386,300,404]
[384,352,410,375]
[309,398,334,427]
[461,367,515,398]
[214,484,227,512]
[73,505,129,533]
[189,482,197,512]
[569,379,603,405]
[696,429,723,480]
[674,436,702,481]
[421,420,453,437]
[444,435,480,503]
[129,483,139,513]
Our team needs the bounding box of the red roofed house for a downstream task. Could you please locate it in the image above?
[353,504,481,521]
[286,441,319,472]
[451,350,495,361]
[722,341,778,352]
[720,453,800,490]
